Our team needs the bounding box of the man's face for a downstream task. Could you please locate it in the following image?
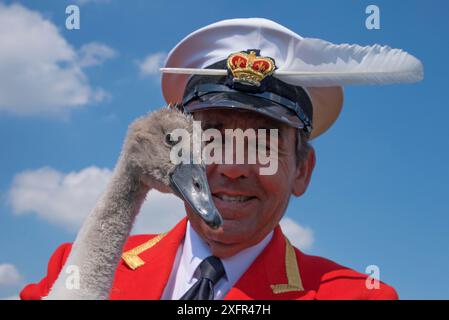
[185,109,315,258]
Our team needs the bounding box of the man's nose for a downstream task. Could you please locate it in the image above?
[215,163,250,180]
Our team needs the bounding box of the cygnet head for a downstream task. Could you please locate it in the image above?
[123,107,223,228]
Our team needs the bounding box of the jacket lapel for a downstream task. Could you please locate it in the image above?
[224,225,316,300]
[111,217,188,300]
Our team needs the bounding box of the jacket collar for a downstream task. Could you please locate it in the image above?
[117,217,316,300]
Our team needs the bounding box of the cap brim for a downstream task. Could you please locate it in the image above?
[307,87,344,139]
[162,73,343,140]
[184,91,306,129]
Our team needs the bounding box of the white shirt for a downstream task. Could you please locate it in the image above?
[161,221,273,300]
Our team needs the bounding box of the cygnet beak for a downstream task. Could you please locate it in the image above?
[169,163,223,229]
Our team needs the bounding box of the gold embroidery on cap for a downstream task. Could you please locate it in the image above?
[227,50,275,86]
[270,237,304,294]
[122,233,167,270]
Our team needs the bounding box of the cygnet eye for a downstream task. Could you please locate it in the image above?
[165,132,177,146]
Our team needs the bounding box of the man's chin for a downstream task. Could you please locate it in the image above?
[200,216,247,235]
[205,239,243,259]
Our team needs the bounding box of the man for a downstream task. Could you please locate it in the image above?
[20,18,422,300]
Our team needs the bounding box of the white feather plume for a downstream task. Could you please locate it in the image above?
[275,38,424,87]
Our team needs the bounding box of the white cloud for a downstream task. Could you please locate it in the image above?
[0,264,22,287]
[0,295,20,300]
[280,217,314,251]
[138,52,167,76]
[8,166,185,233]
[0,3,114,117]
[9,167,111,230]
[78,42,117,67]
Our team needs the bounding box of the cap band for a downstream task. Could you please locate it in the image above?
[182,83,313,136]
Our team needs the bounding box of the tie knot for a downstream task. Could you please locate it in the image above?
[198,256,225,284]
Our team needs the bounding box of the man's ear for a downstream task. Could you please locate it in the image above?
[292,146,316,197]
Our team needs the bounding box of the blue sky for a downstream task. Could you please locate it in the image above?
[0,0,448,299]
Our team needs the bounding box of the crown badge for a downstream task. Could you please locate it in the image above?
[226,50,276,87]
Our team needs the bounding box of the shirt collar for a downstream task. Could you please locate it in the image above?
[181,221,273,287]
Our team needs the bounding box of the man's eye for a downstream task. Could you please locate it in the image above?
[204,137,224,146]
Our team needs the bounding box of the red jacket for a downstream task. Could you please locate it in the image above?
[20,217,398,300]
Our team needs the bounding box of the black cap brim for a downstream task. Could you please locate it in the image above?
[183,91,306,129]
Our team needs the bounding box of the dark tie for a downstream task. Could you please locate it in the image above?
[180,256,225,300]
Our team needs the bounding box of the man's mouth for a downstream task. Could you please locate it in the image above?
[213,193,256,203]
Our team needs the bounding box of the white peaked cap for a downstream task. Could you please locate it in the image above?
[161,18,423,139]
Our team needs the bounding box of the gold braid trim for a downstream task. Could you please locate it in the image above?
[121,233,167,270]
[270,237,304,294]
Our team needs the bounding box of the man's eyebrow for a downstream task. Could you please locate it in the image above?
[201,122,284,136]
[202,122,223,130]
[256,125,279,130]
[256,126,284,138]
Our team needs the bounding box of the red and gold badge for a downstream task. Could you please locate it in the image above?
[226,50,276,86]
